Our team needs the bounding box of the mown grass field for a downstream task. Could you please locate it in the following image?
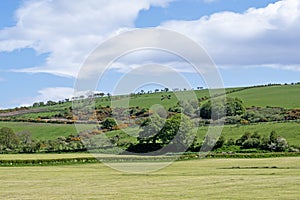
[0,157,299,199]
[0,153,93,160]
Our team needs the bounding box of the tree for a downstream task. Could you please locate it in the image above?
[138,114,195,151]
[269,130,278,143]
[159,114,195,151]
[214,135,226,149]
[268,131,289,152]
[236,132,251,146]
[0,127,19,149]
[241,138,261,148]
[16,130,32,145]
[46,100,57,106]
[138,114,165,144]
[274,137,289,151]
[200,97,245,119]
[101,118,117,130]
[32,102,40,107]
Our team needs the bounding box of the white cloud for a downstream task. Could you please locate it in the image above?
[19,87,74,107]
[161,0,300,70]
[2,0,300,79]
[0,0,174,77]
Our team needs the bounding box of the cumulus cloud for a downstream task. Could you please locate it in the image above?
[0,0,174,77]
[161,0,300,70]
[1,0,300,79]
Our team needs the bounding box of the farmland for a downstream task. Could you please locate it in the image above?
[0,121,77,140]
[228,84,300,109]
[1,121,299,147]
[0,157,299,199]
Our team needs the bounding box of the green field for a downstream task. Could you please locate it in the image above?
[228,85,300,109]
[2,85,300,123]
[1,121,300,147]
[0,153,93,160]
[197,121,300,147]
[96,89,211,109]
[0,157,299,199]
[109,85,300,109]
[0,121,77,140]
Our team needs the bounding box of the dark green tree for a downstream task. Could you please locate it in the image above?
[101,118,117,130]
[269,130,278,143]
[200,97,245,119]
[138,114,165,144]
[214,135,226,149]
[0,127,19,149]
[159,114,195,150]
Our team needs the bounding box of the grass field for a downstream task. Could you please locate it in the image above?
[95,89,211,109]
[0,153,93,160]
[0,157,299,199]
[228,84,300,109]
[0,121,77,140]
[1,121,299,147]
[2,85,300,120]
[197,121,300,147]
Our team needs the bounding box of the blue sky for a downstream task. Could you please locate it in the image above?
[0,0,300,108]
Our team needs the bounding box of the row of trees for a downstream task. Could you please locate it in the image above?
[0,125,295,154]
[214,131,291,152]
[0,127,84,153]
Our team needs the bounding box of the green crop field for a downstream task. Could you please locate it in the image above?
[0,157,299,199]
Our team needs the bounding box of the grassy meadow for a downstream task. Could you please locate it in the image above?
[228,84,300,109]
[0,121,77,140]
[0,157,299,199]
[197,121,300,147]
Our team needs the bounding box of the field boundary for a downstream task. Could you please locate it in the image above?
[0,152,299,167]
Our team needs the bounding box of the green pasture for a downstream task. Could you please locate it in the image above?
[228,85,300,109]
[196,121,300,147]
[0,121,77,140]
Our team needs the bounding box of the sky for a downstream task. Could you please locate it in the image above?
[0,0,300,108]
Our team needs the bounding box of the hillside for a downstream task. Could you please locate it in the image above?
[1,84,300,121]
[228,84,300,109]
[0,84,300,154]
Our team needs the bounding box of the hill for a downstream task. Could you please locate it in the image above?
[228,84,300,109]
[1,84,300,121]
